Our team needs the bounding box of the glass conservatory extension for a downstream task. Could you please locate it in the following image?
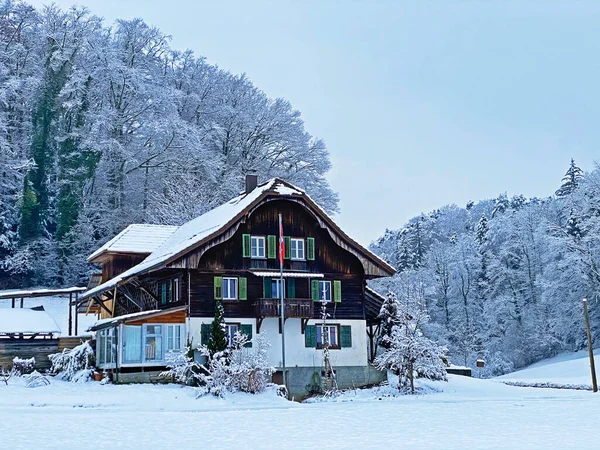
[91,307,187,370]
[96,323,185,369]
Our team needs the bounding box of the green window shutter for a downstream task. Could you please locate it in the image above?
[201,324,212,345]
[242,234,251,258]
[311,280,320,301]
[306,237,315,261]
[214,276,223,300]
[340,325,352,348]
[284,236,291,259]
[267,235,277,259]
[305,325,317,347]
[239,277,247,300]
[240,324,253,348]
[263,277,272,298]
[287,278,296,298]
[333,280,342,303]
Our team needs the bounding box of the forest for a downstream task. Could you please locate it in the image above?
[0,1,337,288]
[369,160,600,375]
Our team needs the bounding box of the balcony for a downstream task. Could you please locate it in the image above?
[254,298,313,319]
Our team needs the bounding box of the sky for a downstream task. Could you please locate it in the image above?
[27,0,600,245]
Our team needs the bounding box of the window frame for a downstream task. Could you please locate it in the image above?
[271,278,285,299]
[144,324,164,362]
[222,277,238,300]
[225,322,241,348]
[318,280,332,302]
[166,324,183,352]
[290,238,305,261]
[316,323,341,349]
[250,235,266,259]
[159,277,181,304]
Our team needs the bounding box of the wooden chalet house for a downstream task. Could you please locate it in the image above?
[81,176,395,396]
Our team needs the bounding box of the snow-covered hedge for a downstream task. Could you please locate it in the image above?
[48,341,95,382]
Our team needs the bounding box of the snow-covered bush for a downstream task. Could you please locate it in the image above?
[197,332,275,397]
[12,357,35,375]
[48,341,95,382]
[161,348,204,386]
[0,367,12,385]
[24,370,50,388]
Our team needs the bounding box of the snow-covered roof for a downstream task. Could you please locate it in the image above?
[88,306,187,331]
[82,178,395,301]
[0,287,87,300]
[0,307,61,334]
[87,224,178,262]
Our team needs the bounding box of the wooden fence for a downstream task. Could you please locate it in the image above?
[0,339,59,371]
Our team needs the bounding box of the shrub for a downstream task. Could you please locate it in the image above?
[48,341,95,382]
[12,357,35,375]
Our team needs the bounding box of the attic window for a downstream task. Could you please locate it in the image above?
[251,236,266,258]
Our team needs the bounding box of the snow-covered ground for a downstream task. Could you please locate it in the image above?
[497,349,600,389]
[1,375,599,449]
[0,295,97,336]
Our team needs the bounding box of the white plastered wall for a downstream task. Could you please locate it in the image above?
[188,317,368,368]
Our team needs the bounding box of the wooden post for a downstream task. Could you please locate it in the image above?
[68,293,73,336]
[19,297,23,308]
[583,299,598,392]
[74,293,79,336]
[11,297,15,308]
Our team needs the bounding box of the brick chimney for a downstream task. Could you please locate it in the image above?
[245,174,258,194]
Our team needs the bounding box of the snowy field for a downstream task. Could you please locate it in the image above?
[1,375,599,449]
[0,295,97,336]
[497,349,600,389]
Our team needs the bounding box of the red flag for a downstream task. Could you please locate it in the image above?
[278,214,284,266]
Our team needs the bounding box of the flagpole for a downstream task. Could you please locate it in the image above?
[279,213,286,392]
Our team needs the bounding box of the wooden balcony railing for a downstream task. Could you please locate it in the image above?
[254,298,313,318]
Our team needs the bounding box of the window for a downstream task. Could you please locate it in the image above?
[225,323,240,347]
[144,324,163,361]
[167,325,182,351]
[251,236,265,258]
[291,238,305,260]
[97,328,118,365]
[123,325,142,363]
[316,324,339,348]
[318,280,331,302]
[160,278,180,304]
[271,278,285,299]
[223,277,238,300]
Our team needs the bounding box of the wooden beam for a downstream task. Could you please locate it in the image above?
[11,297,15,308]
[19,297,23,308]
[256,317,264,334]
[117,286,143,311]
[74,293,79,336]
[68,293,73,336]
[301,318,309,335]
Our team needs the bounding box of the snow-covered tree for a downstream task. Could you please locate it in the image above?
[374,298,447,393]
[556,158,583,197]
[207,301,227,357]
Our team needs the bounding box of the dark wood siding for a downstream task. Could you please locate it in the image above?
[102,254,148,282]
[198,200,364,275]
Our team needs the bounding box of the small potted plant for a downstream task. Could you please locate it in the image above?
[93,371,104,381]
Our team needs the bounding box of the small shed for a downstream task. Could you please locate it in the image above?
[0,306,62,371]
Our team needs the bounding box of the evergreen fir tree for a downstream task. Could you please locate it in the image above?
[208,301,227,356]
[475,215,488,247]
[377,292,401,349]
[556,158,583,197]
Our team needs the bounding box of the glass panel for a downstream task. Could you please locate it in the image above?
[251,237,265,258]
[316,326,323,347]
[145,335,163,361]
[319,281,331,301]
[223,278,237,300]
[271,279,284,299]
[226,324,239,347]
[98,330,106,364]
[123,326,142,363]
